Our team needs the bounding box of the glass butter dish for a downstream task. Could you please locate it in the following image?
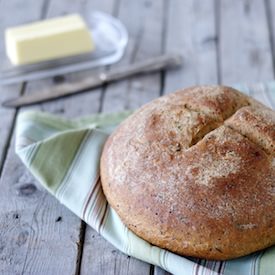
[0,11,128,85]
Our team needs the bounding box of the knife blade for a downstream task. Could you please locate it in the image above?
[3,54,182,108]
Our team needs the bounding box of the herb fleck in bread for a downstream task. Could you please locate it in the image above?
[100,85,275,260]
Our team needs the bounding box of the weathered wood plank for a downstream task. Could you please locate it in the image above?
[0,1,77,273]
[1,1,274,275]
[0,88,20,177]
[164,0,218,94]
[0,0,108,274]
[81,0,165,274]
[218,0,274,84]
[81,230,152,275]
[21,0,155,274]
[101,0,164,112]
[154,266,171,275]
[264,0,275,75]
[0,0,47,176]
[0,152,83,274]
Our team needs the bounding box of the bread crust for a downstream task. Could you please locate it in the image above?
[100,85,275,260]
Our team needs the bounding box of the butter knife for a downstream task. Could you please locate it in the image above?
[3,54,182,108]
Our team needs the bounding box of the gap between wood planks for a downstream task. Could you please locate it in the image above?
[0,0,89,274]
[214,0,222,85]
[159,0,169,97]
[264,0,275,77]
[0,83,25,179]
[75,0,123,274]
[78,0,169,274]
[0,0,50,178]
[1,0,273,274]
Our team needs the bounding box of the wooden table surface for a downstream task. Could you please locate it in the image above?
[0,0,275,274]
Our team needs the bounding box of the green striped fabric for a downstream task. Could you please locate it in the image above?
[15,83,275,275]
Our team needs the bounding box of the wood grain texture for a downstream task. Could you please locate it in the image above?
[265,0,275,75]
[101,0,165,112]
[0,2,52,274]
[0,87,20,177]
[23,0,153,274]
[0,0,102,274]
[154,267,171,275]
[0,147,83,274]
[81,0,165,274]
[218,0,274,84]
[164,0,218,94]
[0,0,275,274]
[0,0,47,176]
[81,230,151,275]
[4,54,181,107]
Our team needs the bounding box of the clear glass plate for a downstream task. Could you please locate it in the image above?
[0,11,128,85]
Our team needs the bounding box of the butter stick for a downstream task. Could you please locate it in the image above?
[5,14,94,65]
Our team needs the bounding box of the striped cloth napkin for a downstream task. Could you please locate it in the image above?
[15,83,275,275]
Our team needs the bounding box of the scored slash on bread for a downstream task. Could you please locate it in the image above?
[100,85,275,260]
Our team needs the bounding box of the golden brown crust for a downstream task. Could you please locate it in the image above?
[100,85,275,260]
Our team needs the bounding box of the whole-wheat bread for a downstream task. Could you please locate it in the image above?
[100,86,275,260]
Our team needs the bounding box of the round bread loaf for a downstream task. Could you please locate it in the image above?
[100,85,275,260]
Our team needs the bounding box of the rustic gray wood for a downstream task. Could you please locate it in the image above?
[0,150,83,274]
[81,230,152,275]
[21,0,153,274]
[263,0,275,77]
[0,0,275,274]
[81,0,166,274]
[218,0,274,84]
[101,0,165,112]
[0,2,52,274]
[0,87,19,176]
[154,266,171,275]
[0,0,47,176]
[164,0,218,94]
[0,0,101,274]
[4,54,182,107]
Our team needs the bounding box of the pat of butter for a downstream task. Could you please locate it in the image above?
[5,14,94,65]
